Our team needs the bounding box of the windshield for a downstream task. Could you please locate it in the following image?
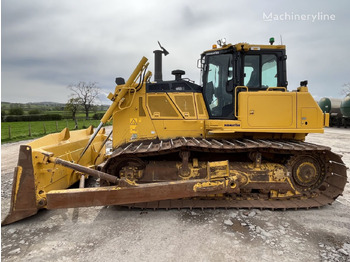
[203,53,233,118]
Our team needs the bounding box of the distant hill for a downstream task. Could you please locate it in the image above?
[1,102,109,112]
[28,102,66,105]
[2,102,66,111]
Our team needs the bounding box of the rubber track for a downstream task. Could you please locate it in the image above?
[106,138,348,210]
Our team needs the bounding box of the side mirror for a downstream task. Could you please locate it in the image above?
[197,58,205,69]
[300,80,308,87]
[115,77,125,85]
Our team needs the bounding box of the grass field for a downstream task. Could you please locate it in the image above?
[1,119,110,143]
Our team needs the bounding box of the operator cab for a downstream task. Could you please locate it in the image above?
[201,38,287,119]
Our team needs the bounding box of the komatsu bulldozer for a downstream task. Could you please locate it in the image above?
[2,38,347,225]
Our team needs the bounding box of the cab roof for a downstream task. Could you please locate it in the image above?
[202,42,286,55]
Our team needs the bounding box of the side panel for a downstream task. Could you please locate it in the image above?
[195,93,209,119]
[167,93,197,119]
[146,93,182,119]
[113,93,158,148]
[113,92,208,147]
[145,92,206,139]
[152,120,205,139]
[238,91,296,129]
[296,91,324,129]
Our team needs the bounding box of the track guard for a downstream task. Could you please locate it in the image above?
[2,146,38,226]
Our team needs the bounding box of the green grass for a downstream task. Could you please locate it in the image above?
[1,119,110,143]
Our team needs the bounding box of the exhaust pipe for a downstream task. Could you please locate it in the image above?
[153,41,169,82]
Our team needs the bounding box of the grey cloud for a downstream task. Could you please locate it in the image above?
[2,0,350,103]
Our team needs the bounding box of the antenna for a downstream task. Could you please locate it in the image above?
[280,35,283,45]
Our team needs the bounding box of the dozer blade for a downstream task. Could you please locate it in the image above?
[2,127,107,226]
[2,146,38,225]
[2,127,238,225]
[1,145,205,223]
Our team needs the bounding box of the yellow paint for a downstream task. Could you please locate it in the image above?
[112,89,158,147]
[101,57,148,124]
[193,181,225,192]
[13,46,329,210]
[296,162,317,183]
[238,91,296,128]
[195,93,209,119]
[147,93,182,119]
[13,166,23,206]
[296,91,324,129]
[130,118,138,134]
[203,42,285,54]
[104,60,326,149]
[207,160,230,179]
[22,126,107,208]
[167,93,197,119]
[130,118,138,125]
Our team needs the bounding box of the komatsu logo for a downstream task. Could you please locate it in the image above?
[224,123,240,127]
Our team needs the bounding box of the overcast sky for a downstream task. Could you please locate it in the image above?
[1,0,350,103]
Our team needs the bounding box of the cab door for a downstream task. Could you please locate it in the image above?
[202,53,235,119]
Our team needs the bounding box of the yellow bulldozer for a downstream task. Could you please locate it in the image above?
[2,38,347,225]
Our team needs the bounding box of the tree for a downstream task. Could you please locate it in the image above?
[28,109,41,115]
[68,81,100,120]
[9,107,24,115]
[65,97,82,129]
[1,110,6,122]
[342,83,350,96]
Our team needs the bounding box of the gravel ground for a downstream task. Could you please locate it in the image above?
[1,127,349,262]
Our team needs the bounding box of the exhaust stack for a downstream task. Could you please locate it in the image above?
[153,41,169,82]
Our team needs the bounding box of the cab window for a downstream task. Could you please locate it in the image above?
[244,55,260,88]
[203,53,234,118]
[262,54,277,87]
[244,54,278,88]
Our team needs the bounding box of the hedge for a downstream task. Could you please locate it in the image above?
[92,113,105,120]
[3,114,62,122]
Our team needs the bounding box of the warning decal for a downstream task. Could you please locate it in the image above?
[130,118,137,134]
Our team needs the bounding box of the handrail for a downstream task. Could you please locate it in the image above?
[267,87,287,92]
[101,57,148,124]
[79,57,148,159]
[234,86,248,118]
